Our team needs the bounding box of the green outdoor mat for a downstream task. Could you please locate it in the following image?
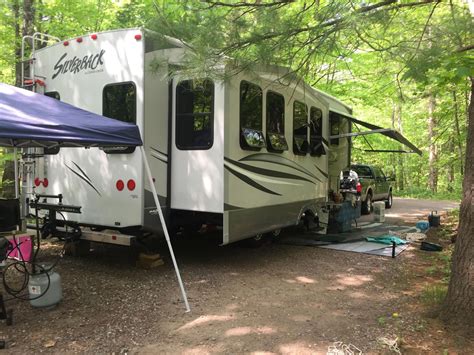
[366,235,408,245]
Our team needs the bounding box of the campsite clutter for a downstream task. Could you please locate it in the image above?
[280,206,445,257]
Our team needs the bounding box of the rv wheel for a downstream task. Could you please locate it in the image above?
[271,229,281,237]
[243,233,266,248]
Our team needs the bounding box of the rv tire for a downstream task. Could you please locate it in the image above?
[243,233,266,248]
[271,229,281,237]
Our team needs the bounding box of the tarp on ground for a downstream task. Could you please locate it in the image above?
[0,83,142,148]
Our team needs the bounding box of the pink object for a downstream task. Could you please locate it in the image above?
[8,236,33,262]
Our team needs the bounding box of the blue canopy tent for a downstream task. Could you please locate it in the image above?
[0,83,190,311]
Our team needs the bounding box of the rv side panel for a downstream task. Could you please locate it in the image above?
[33,29,145,229]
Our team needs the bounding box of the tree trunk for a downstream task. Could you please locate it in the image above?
[453,89,464,175]
[442,77,474,328]
[22,0,35,39]
[447,139,454,192]
[428,93,438,193]
[12,0,21,87]
[396,102,405,190]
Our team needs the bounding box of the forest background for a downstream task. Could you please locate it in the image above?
[0,0,473,330]
[0,0,472,201]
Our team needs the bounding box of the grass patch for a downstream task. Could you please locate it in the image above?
[396,187,461,201]
[421,284,448,305]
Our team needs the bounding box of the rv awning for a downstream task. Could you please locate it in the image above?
[330,115,422,155]
[0,83,142,148]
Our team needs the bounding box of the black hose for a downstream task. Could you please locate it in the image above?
[2,236,51,302]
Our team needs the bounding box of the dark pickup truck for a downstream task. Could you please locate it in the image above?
[341,164,394,214]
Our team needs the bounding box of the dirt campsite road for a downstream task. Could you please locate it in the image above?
[1,198,469,354]
[359,197,459,224]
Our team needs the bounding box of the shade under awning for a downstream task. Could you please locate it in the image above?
[330,114,422,156]
[0,83,142,148]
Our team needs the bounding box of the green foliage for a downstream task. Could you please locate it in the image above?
[396,187,461,201]
[0,0,470,196]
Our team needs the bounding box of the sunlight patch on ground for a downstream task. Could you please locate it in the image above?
[336,274,373,286]
[348,291,369,299]
[225,326,276,337]
[279,341,315,354]
[182,346,212,355]
[178,314,234,331]
[284,276,316,284]
[296,276,316,284]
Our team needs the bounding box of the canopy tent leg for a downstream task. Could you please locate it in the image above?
[13,148,18,199]
[140,146,190,313]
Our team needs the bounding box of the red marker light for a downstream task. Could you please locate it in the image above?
[43,178,49,188]
[116,180,124,191]
[63,41,69,46]
[91,34,98,40]
[127,179,136,191]
[356,182,362,194]
[76,37,83,43]
[134,34,142,41]
[34,177,41,187]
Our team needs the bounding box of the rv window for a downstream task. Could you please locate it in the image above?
[103,82,136,124]
[293,101,308,155]
[240,81,265,150]
[310,107,325,156]
[240,81,262,131]
[266,91,288,152]
[102,82,137,154]
[45,91,60,100]
[176,79,214,150]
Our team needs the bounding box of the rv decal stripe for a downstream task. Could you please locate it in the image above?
[224,165,281,196]
[151,154,168,164]
[72,162,92,182]
[240,153,319,181]
[66,164,101,196]
[225,157,316,184]
[224,203,244,211]
[150,147,168,157]
[314,165,329,179]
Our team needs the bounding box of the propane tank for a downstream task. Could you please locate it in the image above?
[28,266,62,308]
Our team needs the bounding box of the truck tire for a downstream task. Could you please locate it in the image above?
[362,193,373,215]
[385,191,393,209]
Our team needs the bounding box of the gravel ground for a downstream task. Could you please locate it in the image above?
[0,198,470,354]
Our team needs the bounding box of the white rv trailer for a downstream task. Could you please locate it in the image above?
[27,28,354,245]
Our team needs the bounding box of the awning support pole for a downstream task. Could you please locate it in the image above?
[140,146,190,312]
[13,147,18,199]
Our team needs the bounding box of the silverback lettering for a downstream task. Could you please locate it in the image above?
[52,50,105,79]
